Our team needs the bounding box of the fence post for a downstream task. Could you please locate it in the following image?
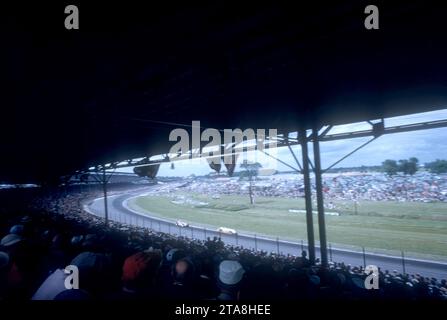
[276,237,280,255]
[362,247,366,268]
[329,243,333,262]
[150,219,153,230]
[254,234,258,251]
[235,232,239,246]
[204,227,207,240]
[301,240,304,252]
[158,221,161,232]
[401,251,406,274]
[191,227,194,239]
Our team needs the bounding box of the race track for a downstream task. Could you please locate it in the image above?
[84,186,447,280]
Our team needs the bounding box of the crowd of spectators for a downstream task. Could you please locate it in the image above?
[179,172,447,203]
[0,186,446,301]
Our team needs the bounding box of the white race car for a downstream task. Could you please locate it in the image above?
[176,220,189,227]
[217,227,237,235]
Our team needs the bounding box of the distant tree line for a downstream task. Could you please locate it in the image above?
[381,158,419,176]
[424,159,447,174]
[381,158,447,176]
[325,165,382,173]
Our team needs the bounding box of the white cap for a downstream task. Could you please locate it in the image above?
[219,260,245,286]
[1,234,23,247]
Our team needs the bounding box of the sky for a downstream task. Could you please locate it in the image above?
[117,109,447,177]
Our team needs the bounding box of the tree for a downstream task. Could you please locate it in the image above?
[398,157,419,175]
[425,159,447,174]
[240,161,262,205]
[382,159,398,176]
[407,157,419,175]
[398,159,409,174]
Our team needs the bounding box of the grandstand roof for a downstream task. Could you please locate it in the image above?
[2,1,447,183]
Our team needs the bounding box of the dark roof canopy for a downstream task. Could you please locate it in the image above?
[2,1,447,183]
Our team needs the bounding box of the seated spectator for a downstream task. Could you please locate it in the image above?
[283,268,312,299]
[162,257,197,300]
[9,225,24,236]
[239,263,282,300]
[32,268,68,300]
[1,234,23,250]
[70,251,112,297]
[113,249,162,299]
[215,260,245,300]
[0,251,10,300]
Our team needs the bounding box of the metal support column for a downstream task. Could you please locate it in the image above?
[299,128,315,264]
[312,127,328,267]
[102,168,109,226]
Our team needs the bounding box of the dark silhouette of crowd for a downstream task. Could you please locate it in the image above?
[0,186,446,301]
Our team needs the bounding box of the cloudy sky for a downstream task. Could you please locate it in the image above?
[119,109,447,177]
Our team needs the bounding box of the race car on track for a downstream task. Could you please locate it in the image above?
[216,227,237,235]
[176,220,189,227]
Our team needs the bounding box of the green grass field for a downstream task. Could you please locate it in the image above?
[129,192,447,260]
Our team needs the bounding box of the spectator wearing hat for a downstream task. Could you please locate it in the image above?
[70,251,112,297]
[215,260,245,300]
[2,233,44,299]
[157,248,185,291]
[0,234,23,250]
[32,268,68,300]
[115,249,162,299]
[9,225,25,236]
